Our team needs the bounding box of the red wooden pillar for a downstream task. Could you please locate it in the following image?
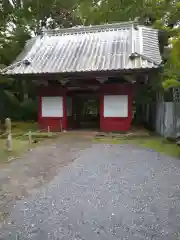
[100,91,104,132]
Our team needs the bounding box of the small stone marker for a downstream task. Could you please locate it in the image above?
[6,133,12,151]
[48,126,50,136]
[28,131,32,150]
[5,118,12,151]
[60,121,62,132]
[5,118,11,134]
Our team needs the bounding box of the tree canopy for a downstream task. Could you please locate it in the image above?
[77,0,180,89]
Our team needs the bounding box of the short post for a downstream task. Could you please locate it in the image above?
[60,121,62,132]
[47,126,50,136]
[28,131,32,150]
[5,118,11,135]
[6,133,12,151]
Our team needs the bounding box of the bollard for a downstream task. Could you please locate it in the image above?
[47,126,51,136]
[5,118,11,135]
[6,133,12,151]
[60,121,62,132]
[28,131,32,150]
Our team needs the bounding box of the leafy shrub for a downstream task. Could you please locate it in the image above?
[0,90,38,121]
[20,99,38,121]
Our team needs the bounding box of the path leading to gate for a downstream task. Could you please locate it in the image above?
[0,134,180,239]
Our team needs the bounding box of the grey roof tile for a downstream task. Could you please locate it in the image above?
[2,22,162,75]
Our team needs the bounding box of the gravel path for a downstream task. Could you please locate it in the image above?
[0,139,180,239]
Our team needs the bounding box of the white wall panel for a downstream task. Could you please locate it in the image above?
[42,96,63,117]
[104,95,128,117]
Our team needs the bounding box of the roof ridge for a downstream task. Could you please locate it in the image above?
[42,21,138,36]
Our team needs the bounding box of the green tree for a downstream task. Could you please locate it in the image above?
[0,0,82,120]
[76,0,180,89]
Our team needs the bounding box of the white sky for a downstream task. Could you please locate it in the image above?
[8,0,14,7]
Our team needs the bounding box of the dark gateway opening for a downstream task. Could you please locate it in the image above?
[67,90,100,130]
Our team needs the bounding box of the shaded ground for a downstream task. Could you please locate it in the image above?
[0,133,180,239]
[0,133,94,225]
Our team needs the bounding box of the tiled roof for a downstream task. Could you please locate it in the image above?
[2,22,162,75]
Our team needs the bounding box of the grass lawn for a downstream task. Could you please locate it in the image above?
[11,121,38,135]
[95,136,180,158]
[0,121,60,162]
[0,138,29,163]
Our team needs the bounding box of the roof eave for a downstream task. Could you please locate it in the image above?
[1,67,161,79]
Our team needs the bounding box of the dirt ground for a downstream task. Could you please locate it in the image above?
[1,132,180,239]
[0,132,96,225]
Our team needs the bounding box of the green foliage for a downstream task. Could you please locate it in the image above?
[0,0,83,114]
[0,90,38,121]
[163,35,180,89]
[0,0,82,121]
[95,136,180,158]
[12,121,38,132]
[77,0,180,89]
[0,0,82,65]
[162,78,180,90]
[0,89,20,120]
[20,99,38,121]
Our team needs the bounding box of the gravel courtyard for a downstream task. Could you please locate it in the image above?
[0,135,180,239]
